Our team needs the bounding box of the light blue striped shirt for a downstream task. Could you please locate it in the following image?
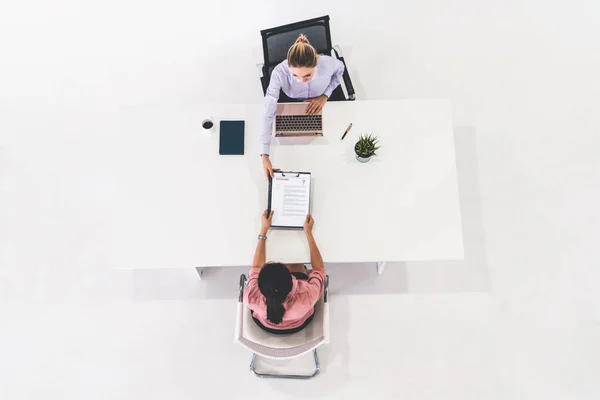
[259,55,345,155]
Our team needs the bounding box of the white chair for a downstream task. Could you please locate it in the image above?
[234,274,330,379]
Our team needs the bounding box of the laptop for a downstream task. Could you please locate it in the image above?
[275,103,323,137]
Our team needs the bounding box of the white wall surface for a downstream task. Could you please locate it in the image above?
[1,0,599,399]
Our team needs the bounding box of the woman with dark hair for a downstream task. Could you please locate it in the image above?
[244,210,326,334]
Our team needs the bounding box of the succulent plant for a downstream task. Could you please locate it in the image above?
[354,134,380,158]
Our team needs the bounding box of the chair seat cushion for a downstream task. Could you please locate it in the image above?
[242,297,324,347]
[237,298,327,359]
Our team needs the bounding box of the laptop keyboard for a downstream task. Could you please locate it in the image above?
[276,115,323,132]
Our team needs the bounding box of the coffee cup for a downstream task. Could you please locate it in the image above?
[202,118,215,134]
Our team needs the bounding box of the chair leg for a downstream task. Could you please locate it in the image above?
[249,350,320,379]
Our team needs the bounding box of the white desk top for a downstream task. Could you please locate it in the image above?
[110,100,463,268]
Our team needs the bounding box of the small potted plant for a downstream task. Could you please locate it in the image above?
[354,134,380,163]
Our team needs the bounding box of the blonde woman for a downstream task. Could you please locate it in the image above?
[260,34,345,180]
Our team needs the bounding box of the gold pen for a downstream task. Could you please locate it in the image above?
[341,123,353,140]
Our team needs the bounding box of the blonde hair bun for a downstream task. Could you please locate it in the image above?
[287,34,318,68]
[294,34,310,45]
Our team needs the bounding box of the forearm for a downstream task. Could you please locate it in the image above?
[259,121,273,156]
[260,78,280,156]
[306,233,324,269]
[252,229,268,268]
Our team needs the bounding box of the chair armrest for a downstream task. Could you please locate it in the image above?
[323,275,330,343]
[239,274,247,302]
[332,45,344,58]
[260,77,269,95]
[322,302,330,344]
[234,274,247,343]
[341,67,355,100]
[257,63,270,95]
[256,63,269,95]
[332,46,355,100]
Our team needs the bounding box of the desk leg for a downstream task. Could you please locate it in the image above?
[377,262,386,275]
[195,267,204,280]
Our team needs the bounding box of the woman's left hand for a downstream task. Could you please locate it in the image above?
[305,94,328,115]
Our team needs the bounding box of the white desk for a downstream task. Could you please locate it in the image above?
[109,100,463,272]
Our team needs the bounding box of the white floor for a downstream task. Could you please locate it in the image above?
[1,1,599,399]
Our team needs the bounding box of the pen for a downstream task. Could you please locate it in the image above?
[341,123,353,140]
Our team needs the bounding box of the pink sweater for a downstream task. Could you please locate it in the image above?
[245,267,326,331]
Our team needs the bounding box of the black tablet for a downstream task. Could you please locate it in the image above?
[219,120,245,155]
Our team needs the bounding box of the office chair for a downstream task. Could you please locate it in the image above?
[234,274,330,379]
[258,15,356,103]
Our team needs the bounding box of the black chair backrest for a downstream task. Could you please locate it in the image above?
[260,16,332,71]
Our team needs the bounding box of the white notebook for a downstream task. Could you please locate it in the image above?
[268,171,312,228]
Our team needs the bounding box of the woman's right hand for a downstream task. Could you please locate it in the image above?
[303,214,315,236]
[261,209,274,234]
[261,155,278,180]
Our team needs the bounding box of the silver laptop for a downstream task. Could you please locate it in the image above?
[275,103,323,137]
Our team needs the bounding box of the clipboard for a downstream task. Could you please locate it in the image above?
[267,171,312,229]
